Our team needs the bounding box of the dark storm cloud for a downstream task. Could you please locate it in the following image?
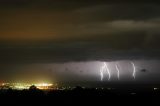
[0,1,160,63]
[0,41,160,63]
[73,4,160,23]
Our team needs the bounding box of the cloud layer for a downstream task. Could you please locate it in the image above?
[0,1,160,62]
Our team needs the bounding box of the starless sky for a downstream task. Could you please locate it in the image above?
[0,0,160,62]
[0,0,160,84]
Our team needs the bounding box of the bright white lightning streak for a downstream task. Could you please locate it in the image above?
[115,64,120,80]
[100,62,111,81]
[100,64,105,81]
[131,62,136,79]
[105,63,111,81]
[100,70,103,81]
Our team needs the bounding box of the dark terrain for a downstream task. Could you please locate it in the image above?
[1,84,160,105]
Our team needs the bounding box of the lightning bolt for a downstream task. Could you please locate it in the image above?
[115,63,120,80]
[105,63,111,81]
[131,62,136,79]
[100,64,105,81]
[100,62,136,81]
[100,68,103,81]
[100,62,111,81]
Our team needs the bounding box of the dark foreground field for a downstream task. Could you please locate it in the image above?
[1,85,160,105]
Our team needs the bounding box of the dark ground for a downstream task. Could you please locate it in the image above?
[0,84,160,105]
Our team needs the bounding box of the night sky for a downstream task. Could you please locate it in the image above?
[0,0,160,85]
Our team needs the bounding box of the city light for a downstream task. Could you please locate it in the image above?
[35,83,53,90]
[0,82,56,90]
